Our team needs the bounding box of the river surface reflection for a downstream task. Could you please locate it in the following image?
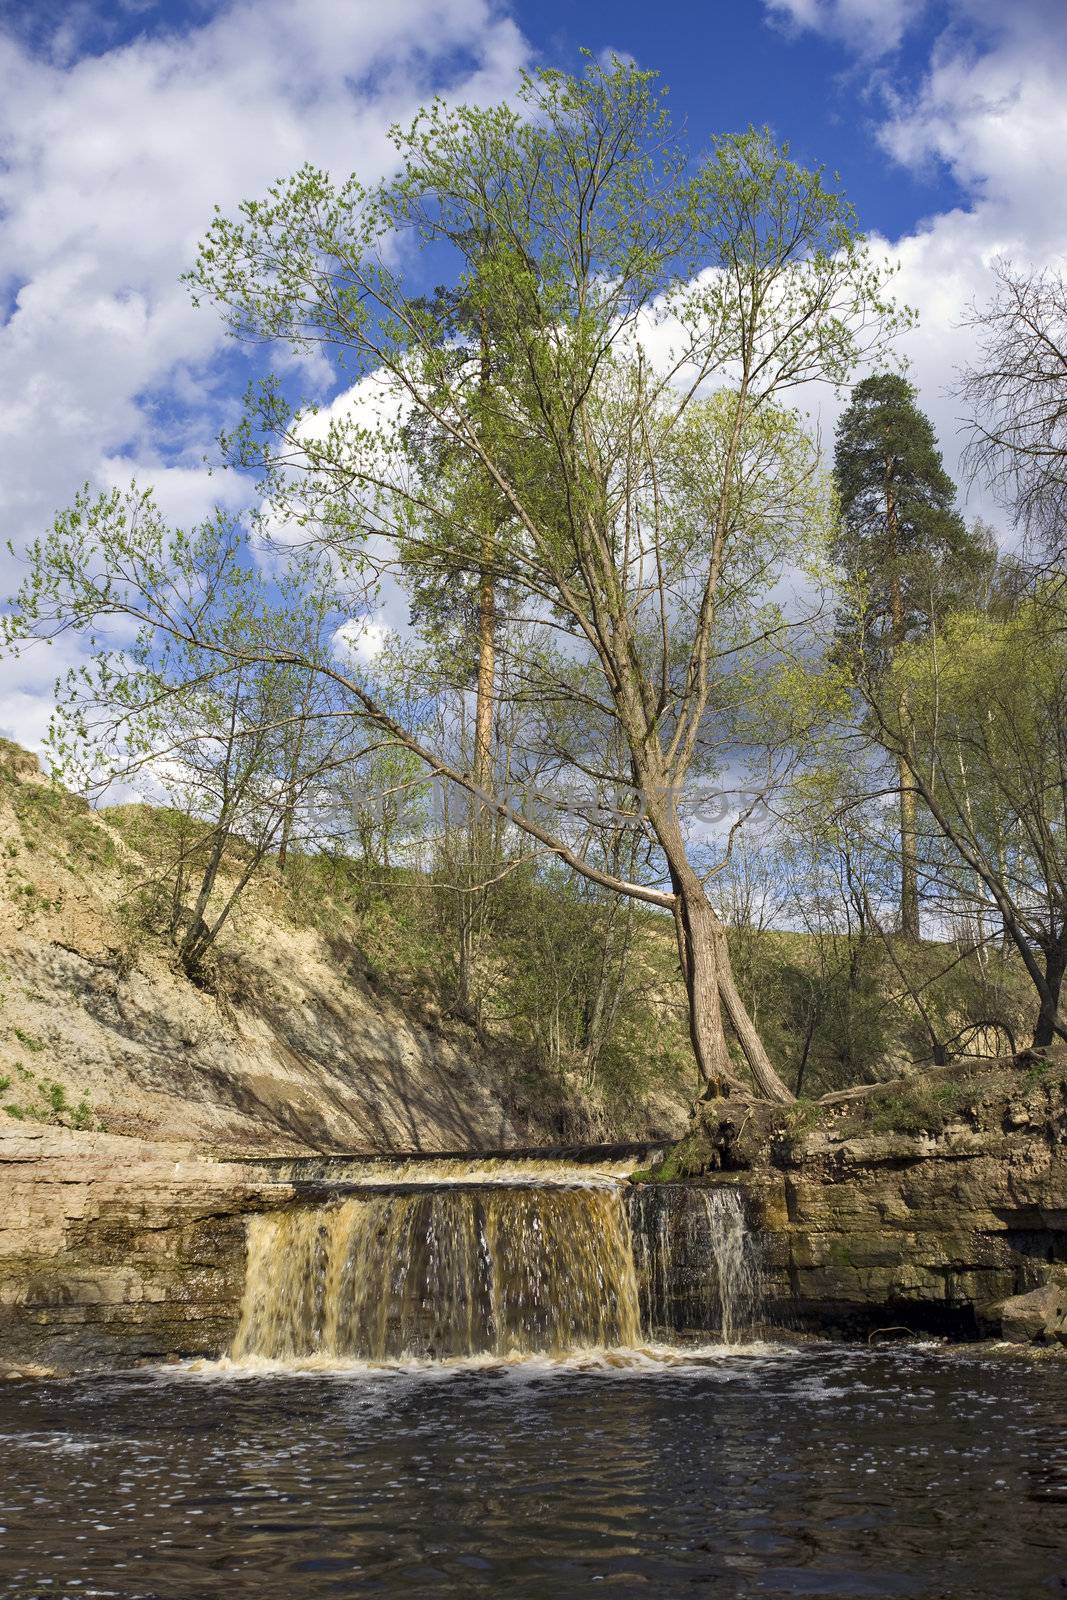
[0,1342,1064,1598]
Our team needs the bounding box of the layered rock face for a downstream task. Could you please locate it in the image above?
[0,1125,292,1374]
[635,1064,1067,1338]
[4,1064,1065,1374]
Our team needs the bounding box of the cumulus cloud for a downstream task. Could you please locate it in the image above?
[764,0,928,58]
[334,617,392,668]
[0,0,528,751]
[760,0,1067,537]
[873,3,1067,524]
[6,0,1067,756]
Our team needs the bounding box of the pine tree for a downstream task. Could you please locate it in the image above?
[833,373,990,940]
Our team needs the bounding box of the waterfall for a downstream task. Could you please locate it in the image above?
[628,1185,761,1343]
[233,1184,642,1362]
[231,1165,763,1364]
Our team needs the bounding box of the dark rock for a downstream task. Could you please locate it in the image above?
[633,1062,1067,1341]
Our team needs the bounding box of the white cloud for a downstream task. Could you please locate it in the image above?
[764,0,927,57]
[0,630,88,755]
[879,6,1067,251]
[760,0,1067,536]
[872,4,1067,522]
[0,0,528,746]
[334,616,391,667]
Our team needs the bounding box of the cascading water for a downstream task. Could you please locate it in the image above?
[231,1164,761,1364]
[627,1185,762,1343]
[233,1183,642,1362]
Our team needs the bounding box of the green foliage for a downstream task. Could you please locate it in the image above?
[859,1074,978,1135]
[279,845,693,1127]
[0,1060,99,1130]
[833,373,990,660]
[888,584,1067,1046]
[719,915,1032,1099]
[782,1098,822,1137]
[0,770,119,920]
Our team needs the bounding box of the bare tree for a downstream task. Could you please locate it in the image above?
[959,258,1067,564]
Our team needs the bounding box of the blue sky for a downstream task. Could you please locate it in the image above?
[523,0,968,239]
[2,0,1066,745]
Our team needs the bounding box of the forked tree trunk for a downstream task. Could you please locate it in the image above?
[715,931,796,1103]
[674,881,744,1094]
[1034,938,1067,1048]
[664,830,794,1103]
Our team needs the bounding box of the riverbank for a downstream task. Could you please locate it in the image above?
[3,1052,1064,1374]
[635,1051,1067,1339]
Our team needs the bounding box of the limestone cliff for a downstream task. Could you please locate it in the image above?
[636,1055,1067,1337]
[0,741,687,1153]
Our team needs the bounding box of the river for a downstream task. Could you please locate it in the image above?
[1,1341,1064,1598]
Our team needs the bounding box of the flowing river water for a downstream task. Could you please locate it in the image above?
[1,1156,1065,1598]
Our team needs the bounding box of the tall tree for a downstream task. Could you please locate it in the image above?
[10,61,904,1102]
[833,373,984,940]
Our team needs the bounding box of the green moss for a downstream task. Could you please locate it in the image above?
[632,1153,683,1184]
[827,1236,853,1268]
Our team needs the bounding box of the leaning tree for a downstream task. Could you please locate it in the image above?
[871,586,1067,1049]
[8,60,905,1101]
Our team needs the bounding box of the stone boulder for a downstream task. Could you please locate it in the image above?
[997,1283,1067,1345]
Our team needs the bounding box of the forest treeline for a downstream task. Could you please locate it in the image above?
[3,58,1065,1107]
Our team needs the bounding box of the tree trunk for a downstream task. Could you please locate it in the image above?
[887,476,920,941]
[473,315,496,799]
[473,550,495,794]
[662,823,793,1101]
[673,882,745,1095]
[1034,938,1067,1048]
[456,322,497,1028]
[716,940,796,1103]
[179,825,229,972]
[277,795,295,872]
[898,751,920,940]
